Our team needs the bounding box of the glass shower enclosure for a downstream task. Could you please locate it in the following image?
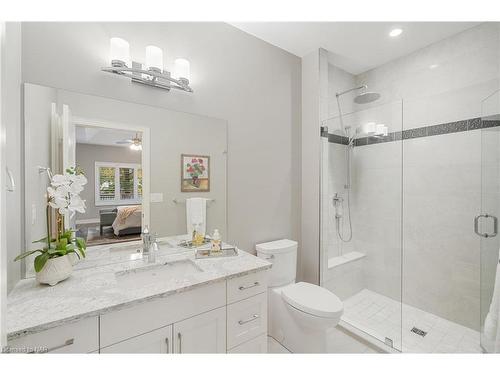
[320,90,500,353]
[480,89,500,353]
[320,100,403,351]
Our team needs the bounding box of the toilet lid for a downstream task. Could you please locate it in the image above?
[281,282,343,319]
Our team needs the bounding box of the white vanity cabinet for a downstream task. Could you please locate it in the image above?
[7,316,99,354]
[8,270,269,354]
[100,325,173,354]
[173,307,226,353]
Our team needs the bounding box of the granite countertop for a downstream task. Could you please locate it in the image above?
[7,238,271,340]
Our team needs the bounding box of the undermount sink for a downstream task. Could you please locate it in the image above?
[109,243,143,253]
[115,259,203,286]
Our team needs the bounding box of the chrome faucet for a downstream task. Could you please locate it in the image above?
[148,233,159,264]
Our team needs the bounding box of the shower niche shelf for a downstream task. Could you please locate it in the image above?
[328,251,366,269]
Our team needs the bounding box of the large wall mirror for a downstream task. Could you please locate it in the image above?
[23,83,227,277]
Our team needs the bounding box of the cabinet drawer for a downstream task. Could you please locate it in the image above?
[227,292,267,349]
[227,271,268,304]
[228,333,267,353]
[7,317,99,353]
[100,281,225,348]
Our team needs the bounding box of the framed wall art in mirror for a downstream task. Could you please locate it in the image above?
[181,154,210,192]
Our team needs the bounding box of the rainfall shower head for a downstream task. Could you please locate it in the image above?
[336,85,381,104]
[354,91,381,104]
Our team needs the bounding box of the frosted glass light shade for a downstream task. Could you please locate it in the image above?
[174,58,190,80]
[363,122,376,134]
[110,37,130,67]
[145,45,163,71]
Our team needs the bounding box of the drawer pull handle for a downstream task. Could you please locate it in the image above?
[239,282,259,290]
[178,332,182,353]
[165,337,169,353]
[47,338,74,353]
[238,314,260,325]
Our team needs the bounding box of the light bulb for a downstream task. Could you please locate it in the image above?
[174,58,190,81]
[145,45,163,72]
[110,37,130,67]
[389,28,403,37]
[130,143,142,151]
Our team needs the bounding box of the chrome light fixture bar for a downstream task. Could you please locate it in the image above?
[101,38,193,93]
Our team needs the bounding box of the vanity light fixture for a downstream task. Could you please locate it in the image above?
[102,38,193,93]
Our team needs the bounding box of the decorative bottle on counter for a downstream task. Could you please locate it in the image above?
[211,229,221,253]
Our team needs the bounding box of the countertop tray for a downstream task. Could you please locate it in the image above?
[195,247,238,259]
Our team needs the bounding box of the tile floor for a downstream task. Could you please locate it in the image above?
[267,336,291,353]
[342,289,482,353]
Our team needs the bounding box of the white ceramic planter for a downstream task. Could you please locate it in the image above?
[68,252,80,266]
[36,255,73,286]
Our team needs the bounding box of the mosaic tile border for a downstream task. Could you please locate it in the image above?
[323,117,500,146]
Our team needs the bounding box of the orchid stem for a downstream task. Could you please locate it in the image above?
[46,203,51,249]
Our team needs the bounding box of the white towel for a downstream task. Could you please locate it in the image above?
[484,248,500,353]
[186,198,207,236]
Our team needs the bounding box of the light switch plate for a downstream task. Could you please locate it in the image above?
[150,193,163,203]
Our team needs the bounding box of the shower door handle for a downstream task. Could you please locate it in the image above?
[474,214,498,238]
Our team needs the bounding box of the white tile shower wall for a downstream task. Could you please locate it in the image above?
[326,63,356,131]
[403,131,481,330]
[355,23,500,128]
[351,140,402,302]
[325,23,500,330]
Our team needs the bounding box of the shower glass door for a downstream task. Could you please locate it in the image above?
[480,89,500,353]
[320,100,403,351]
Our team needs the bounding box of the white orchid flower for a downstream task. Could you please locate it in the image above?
[50,174,71,186]
[68,195,86,213]
[47,168,87,216]
[69,183,84,195]
[70,173,87,186]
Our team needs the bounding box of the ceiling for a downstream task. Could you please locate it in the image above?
[230,22,480,74]
[75,125,139,147]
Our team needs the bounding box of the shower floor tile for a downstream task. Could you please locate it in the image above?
[342,289,482,353]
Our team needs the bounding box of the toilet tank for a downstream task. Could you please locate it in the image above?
[256,239,298,287]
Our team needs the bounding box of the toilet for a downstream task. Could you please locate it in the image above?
[256,239,343,353]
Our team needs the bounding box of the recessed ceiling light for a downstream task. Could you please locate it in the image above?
[429,64,439,69]
[389,28,403,37]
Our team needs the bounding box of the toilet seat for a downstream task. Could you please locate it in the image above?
[281,282,343,319]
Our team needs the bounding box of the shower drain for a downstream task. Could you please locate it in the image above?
[411,327,428,337]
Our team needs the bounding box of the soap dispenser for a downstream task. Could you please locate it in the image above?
[211,229,221,252]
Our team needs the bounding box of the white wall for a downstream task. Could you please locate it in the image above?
[0,20,6,347]
[19,22,301,258]
[2,23,22,292]
[300,49,322,283]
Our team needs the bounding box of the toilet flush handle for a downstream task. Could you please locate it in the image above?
[261,254,274,260]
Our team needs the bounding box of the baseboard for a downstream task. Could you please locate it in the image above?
[76,218,100,225]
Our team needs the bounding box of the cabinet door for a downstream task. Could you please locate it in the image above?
[101,325,173,354]
[173,307,226,353]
